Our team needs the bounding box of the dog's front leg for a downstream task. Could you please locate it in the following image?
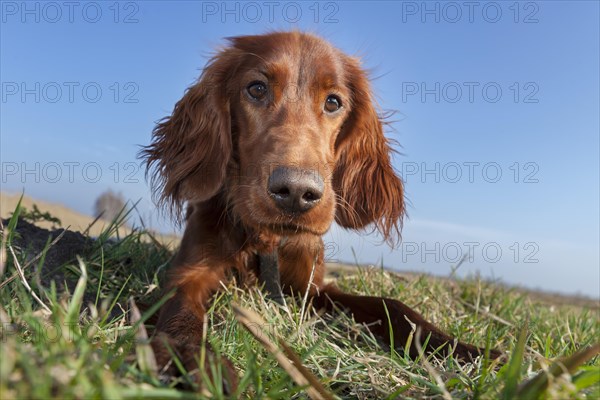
[151,208,240,393]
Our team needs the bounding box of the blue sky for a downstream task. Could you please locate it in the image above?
[1,1,598,297]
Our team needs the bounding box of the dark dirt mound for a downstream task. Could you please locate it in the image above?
[2,218,93,292]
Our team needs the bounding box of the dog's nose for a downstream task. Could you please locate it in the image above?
[267,167,324,214]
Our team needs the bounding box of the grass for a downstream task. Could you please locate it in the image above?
[1,200,599,399]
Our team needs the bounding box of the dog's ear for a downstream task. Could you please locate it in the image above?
[333,56,405,245]
[141,49,239,220]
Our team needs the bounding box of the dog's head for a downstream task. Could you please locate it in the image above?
[142,31,404,244]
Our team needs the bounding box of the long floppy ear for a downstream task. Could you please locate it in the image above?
[140,50,237,220]
[333,57,405,245]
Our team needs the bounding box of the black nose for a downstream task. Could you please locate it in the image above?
[267,167,324,214]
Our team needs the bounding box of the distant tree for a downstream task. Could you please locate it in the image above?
[94,190,128,224]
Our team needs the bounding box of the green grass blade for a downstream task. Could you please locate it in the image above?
[94,246,105,308]
[573,366,600,391]
[5,193,25,247]
[64,257,88,337]
[382,300,396,360]
[502,319,529,400]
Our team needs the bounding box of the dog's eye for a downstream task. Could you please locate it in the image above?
[324,95,342,113]
[247,81,268,100]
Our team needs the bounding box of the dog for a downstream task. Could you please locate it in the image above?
[141,31,499,392]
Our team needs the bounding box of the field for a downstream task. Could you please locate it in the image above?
[1,195,598,399]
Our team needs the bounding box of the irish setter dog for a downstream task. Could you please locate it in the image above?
[141,31,497,391]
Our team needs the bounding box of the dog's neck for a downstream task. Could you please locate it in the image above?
[202,193,285,302]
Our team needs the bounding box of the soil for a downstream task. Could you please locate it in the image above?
[2,218,93,293]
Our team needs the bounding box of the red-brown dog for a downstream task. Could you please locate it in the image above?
[141,31,498,391]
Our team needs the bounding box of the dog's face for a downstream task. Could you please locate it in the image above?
[227,33,352,235]
[142,31,404,243]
